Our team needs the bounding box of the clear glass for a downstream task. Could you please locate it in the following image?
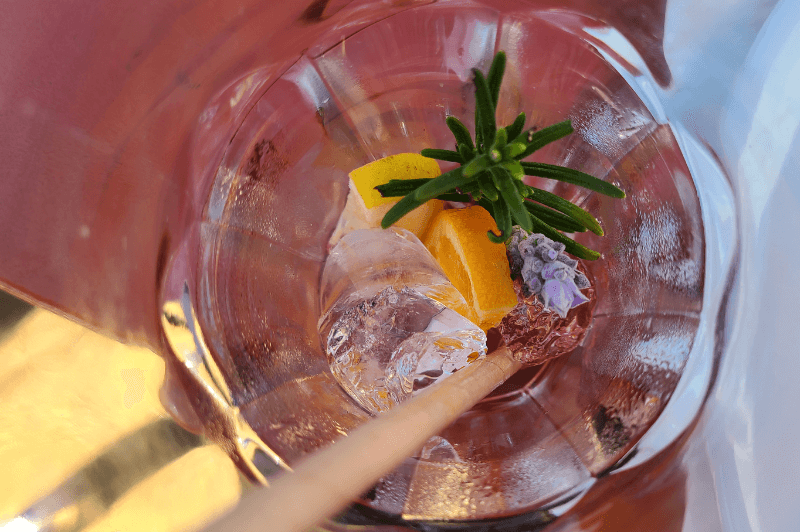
[155,1,735,528]
[6,0,777,530]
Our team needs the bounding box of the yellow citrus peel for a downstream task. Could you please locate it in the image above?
[347,153,443,238]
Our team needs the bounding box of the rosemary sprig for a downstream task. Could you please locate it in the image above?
[378,51,625,260]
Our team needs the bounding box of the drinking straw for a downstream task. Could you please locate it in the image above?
[202,347,521,532]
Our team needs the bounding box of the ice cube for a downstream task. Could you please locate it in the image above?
[319,228,471,331]
[320,228,487,415]
[385,304,484,399]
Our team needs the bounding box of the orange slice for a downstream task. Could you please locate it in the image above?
[422,206,517,330]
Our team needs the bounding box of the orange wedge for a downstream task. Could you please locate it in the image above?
[422,206,518,331]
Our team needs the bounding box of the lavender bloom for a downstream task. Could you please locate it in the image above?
[507,227,528,278]
[536,243,559,262]
[574,272,590,289]
[542,278,590,317]
[528,277,543,294]
[519,240,536,260]
[541,261,568,280]
[556,255,578,269]
[507,231,591,317]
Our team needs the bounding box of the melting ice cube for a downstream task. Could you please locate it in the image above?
[320,229,486,415]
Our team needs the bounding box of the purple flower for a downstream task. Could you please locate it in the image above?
[542,277,590,318]
[541,260,570,280]
[509,231,591,317]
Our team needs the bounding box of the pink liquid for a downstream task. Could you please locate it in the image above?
[489,267,596,366]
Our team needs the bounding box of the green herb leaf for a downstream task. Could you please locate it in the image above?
[486,51,506,108]
[463,154,490,177]
[491,166,532,232]
[493,127,508,150]
[514,179,533,198]
[528,212,601,260]
[517,120,573,159]
[506,112,526,141]
[472,69,496,148]
[458,143,474,161]
[477,172,499,201]
[413,166,472,202]
[489,195,511,243]
[446,116,475,152]
[524,201,587,233]
[520,161,625,198]
[421,148,464,164]
[526,186,604,236]
[375,178,431,198]
[458,181,481,196]
[477,198,495,217]
[499,159,524,181]
[475,107,483,149]
[504,141,526,159]
[435,193,473,202]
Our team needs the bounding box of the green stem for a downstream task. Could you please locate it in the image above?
[491,166,532,232]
